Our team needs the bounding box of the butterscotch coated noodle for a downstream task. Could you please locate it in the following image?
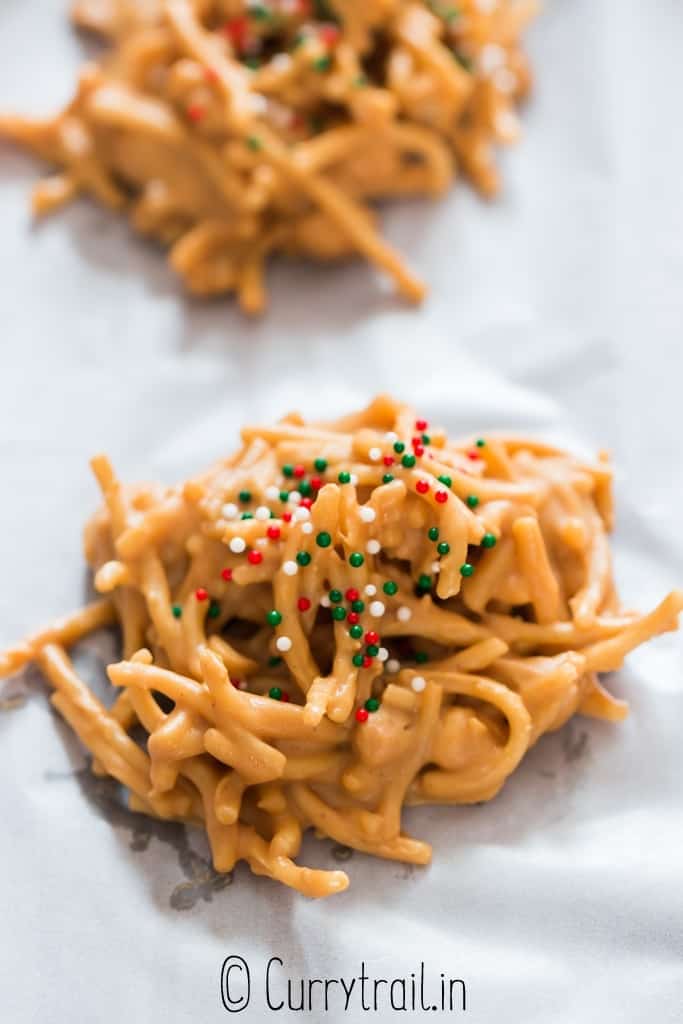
[0,0,536,313]
[3,396,681,897]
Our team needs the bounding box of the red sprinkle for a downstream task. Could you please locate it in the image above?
[293,464,306,479]
[204,66,219,83]
[280,691,290,703]
[416,480,430,494]
[411,436,423,448]
[195,588,209,601]
[187,104,205,122]
[319,24,340,46]
[297,596,311,612]
[247,550,263,565]
[355,707,369,723]
[413,443,425,457]
[222,15,249,48]
[347,611,360,625]
[383,455,395,467]
[416,419,428,431]
[364,630,379,645]
[231,678,243,689]
[300,497,313,509]
[282,512,292,523]
[220,568,233,582]
[362,655,373,668]
[345,588,360,602]
[435,491,448,504]
[266,525,281,540]
[467,450,480,461]
[310,476,323,491]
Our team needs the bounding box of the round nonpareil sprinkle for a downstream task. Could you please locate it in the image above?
[401,453,416,468]
[314,457,327,472]
[481,532,497,548]
[345,588,359,601]
[229,537,247,554]
[320,595,331,608]
[355,707,369,723]
[332,606,346,621]
[338,471,351,484]
[366,539,381,555]
[297,596,311,611]
[266,609,282,626]
[364,583,377,597]
[247,549,263,565]
[195,588,209,601]
[288,491,302,505]
[365,697,380,712]
[349,624,363,639]
[466,494,480,509]
[460,562,475,577]
[386,659,401,674]
[416,480,430,494]
[437,541,450,555]
[296,551,311,566]
[349,552,364,567]
[265,485,280,502]
[368,447,382,462]
[435,490,448,504]
[382,473,394,484]
[222,502,239,520]
[330,589,343,603]
[316,531,332,547]
[208,601,221,619]
[397,605,412,622]
[382,580,398,596]
[301,522,313,534]
[172,604,182,618]
[220,567,233,581]
[351,599,365,612]
[347,611,360,625]
[428,526,439,541]
[238,490,252,504]
[437,475,452,488]
[255,505,270,521]
[282,560,298,576]
[276,635,292,652]
[359,506,376,523]
[377,647,389,662]
[411,676,426,693]
[365,630,379,645]
[267,525,281,540]
[352,653,364,667]
[369,600,385,617]
[268,686,282,700]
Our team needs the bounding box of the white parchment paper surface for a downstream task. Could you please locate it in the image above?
[1,1,682,1021]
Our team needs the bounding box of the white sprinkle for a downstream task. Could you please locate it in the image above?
[288,490,302,505]
[432,561,441,574]
[229,537,246,554]
[248,93,268,116]
[366,539,381,555]
[494,67,517,93]
[265,485,280,502]
[222,503,239,521]
[255,505,271,521]
[236,680,248,691]
[320,595,331,608]
[350,473,359,486]
[301,522,313,535]
[369,600,385,618]
[386,659,401,674]
[384,431,398,443]
[271,52,293,70]
[282,560,298,576]
[478,43,506,75]
[411,675,426,693]
[293,506,310,521]
[397,606,412,623]
[364,583,377,596]
[368,447,382,462]
[276,636,292,653]
[377,647,389,662]
[359,506,376,523]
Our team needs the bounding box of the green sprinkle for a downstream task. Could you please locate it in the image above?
[267,609,282,626]
[437,541,450,556]
[296,551,311,566]
[393,441,405,454]
[415,651,429,664]
[382,473,394,484]
[172,604,182,619]
[239,490,251,503]
[481,533,497,548]
[313,55,332,72]
[282,464,294,478]
[401,454,416,468]
[250,4,270,19]
[268,656,282,668]
[279,490,289,503]
[422,434,431,445]
[291,32,306,50]
[438,475,452,488]
[383,580,398,596]
[349,624,363,639]
[208,601,221,619]
[332,606,346,621]
[241,512,253,520]
[351,599,365,613]
[366,644,379,658]
[329,588,343,603]
[299,480,312,497]
[466,494,480,509]
[338,471,351,484]
[349,552,364,568]
[476,438,486,448]
[352,653,364,667]
[314,457,328,472]
[365,697,380,712]
[316,531,332,548]
[244,56,261,70]
[268,686,282,701]
[428,526,440,542]
[246,134,262,150]
[460,563,475,577]
[418,574,432,590]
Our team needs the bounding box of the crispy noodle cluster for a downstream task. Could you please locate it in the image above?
[0,0,536,312]
[2,396,681,897]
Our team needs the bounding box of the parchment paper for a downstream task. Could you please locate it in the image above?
[1,1,682,1021]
